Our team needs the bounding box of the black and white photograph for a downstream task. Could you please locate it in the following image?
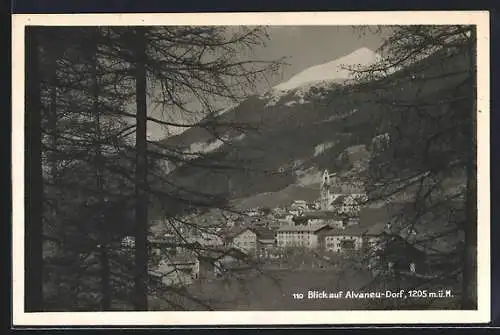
[12,12,490,326]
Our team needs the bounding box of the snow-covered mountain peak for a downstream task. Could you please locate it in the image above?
[273,47,380,92]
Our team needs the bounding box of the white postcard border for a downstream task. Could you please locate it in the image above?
[12,11,491,326]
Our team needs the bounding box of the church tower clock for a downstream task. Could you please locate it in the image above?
[320,169,331,210]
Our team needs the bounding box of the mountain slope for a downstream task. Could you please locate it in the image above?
[274,47,380,91]
[156,47,470,212]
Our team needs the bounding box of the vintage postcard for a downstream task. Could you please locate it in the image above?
[12,11,490,326]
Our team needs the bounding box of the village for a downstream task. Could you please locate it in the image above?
[20,22,477,316]
[120,169,438,291]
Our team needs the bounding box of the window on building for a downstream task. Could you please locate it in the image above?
[385,223,392,232]
[340,239,356,250]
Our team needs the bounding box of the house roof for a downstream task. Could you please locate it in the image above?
[277,224,330,233]
[253,228,276,240]
[331,195,348,206]
[215,247,249,260]
[330,193,367,205]
[275,213,292,219]
[318,206,391,237]
[223,226,253,239]
[319,225,368,237]
[295,210,346,221]
[163,254,198,264]
[224,226,275,240]
[148,270,163,278]
[148,238,182,246]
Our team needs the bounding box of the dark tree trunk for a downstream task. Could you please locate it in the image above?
[47,38,65,247]
[461,25,478,310]
[133,27,149,311]
[25,27,44,312]
[91,29,112,310]
[48,49,58,183]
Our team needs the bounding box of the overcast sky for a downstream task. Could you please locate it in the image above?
[147,26,387,140]
[257,26,385,87]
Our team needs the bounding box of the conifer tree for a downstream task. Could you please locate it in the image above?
[349,25,477,309]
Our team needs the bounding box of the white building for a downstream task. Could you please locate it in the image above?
[319,229,364,253]
[121,235,135,248]
[226,227,259,252]
[317,207,389,253]
[331,194,368,215]
[371,133,391,153]
[292,211,346,228]
[290,200,308,211]
[276,224,332,249]
[155,255,200,287]
[226,227,276,254]
[245,209,260,217]
[189,232,224,248]
[274,213,294,227]
[213,248,250,277]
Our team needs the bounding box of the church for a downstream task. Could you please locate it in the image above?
[319,169,367,213]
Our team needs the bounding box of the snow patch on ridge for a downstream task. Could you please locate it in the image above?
[189,139,225,155]
[261,47,381,107]
[314,141,337,157]
[214,104,238,116]
[233,133,246,141]
[274,47,380,91]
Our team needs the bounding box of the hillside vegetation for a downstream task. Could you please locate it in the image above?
[155,48,469,211]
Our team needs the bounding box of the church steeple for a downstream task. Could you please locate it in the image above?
[321,169,330,188]
[320,169,331,210]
